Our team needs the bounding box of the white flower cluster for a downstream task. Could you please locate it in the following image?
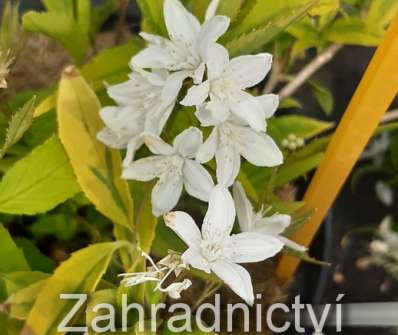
[98,0,303,305]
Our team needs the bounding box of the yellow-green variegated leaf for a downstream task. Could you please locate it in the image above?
[24,241,129,335]
[0,136,80,215]
[57,67,134,231]
[0,225,30,273]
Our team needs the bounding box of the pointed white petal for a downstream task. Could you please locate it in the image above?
[97,127,128,149]
[232,182,254,233]
[100,106,143,134]
[152,174,184,216]
[183,159,214,202]
[195,100,230,126]
[256,94,279,119]
[180,81,210,106]
[132,46,174,69]
[139,32,169,46]
[215,144,241,187]
[227,232,284,263]
[173,127,203,158]
[205,0,220,20]
[193,62,206,84]
[122,156,164,181]
[230,91,266,132]
[278,236,307,252]
[196,127,218,163]
[145,103,174,136]
[253,214,291,235]
[226,53,273,89]
[122,136,144,167]
[164,211,202,247]
[210,261,254,306]
[205,43,229,80]
[199,16,230,58]
[182,247,211,273]
[143,133,175,155]
[162,71,191,106]
[107,80,136,106]
[202,186,236,242]
[164,0,201,46]
[235,126,283,167]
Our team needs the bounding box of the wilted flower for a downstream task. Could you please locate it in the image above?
[233,182,306,252]
[122,127,214,216]
[164,186,284,305]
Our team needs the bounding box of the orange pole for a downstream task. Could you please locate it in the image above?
[277,14,398,283]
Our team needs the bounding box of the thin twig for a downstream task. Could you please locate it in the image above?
[264,59,282,94]
[278,44,343,99]
[381,109,398,123]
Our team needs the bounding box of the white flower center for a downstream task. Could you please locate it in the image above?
[211,78,234,101]
[200,239,224,262]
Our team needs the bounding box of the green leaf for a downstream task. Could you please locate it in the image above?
[0,271,49,298]
[192,0,211,22]
[274,152,325,187]
[268,115,334,143]
[15,239,55,273]
[322,17,385,46]
[25,241,129,335]
[42,0,73,16]
[279,97,303,109]
[91,0,118,35]
[0,312,24,335]
[218,0,245,22]
[225,0,319,56]
[30,214,77,241]
[309,0,339,16]
[86,289,117,332]
[137,0,166,35]
[0,224,30,273]
[0,136,80,215]
[133,182,158,253]
[367,0,398,27]
[22,11,89,64]
[309,81,334,115]
[0,97,36,159]
[152,219,186,257]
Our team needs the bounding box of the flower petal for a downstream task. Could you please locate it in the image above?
[174,127,203,158]
[164,211,202,248]
[205,43,229,80]
[230,91,266,132]
[195,100,230,126]
[100,106,144,135]
[226,53,273,89]
[180,81,210,106]
[278,236,307,252]
[182,247,211,273]
[210,260,254,306]
[193,62,206,84]
[162,71,191,106]
[132,46,174,69]
[199,17,229,59]
[143,133,175,155]
[196,127,218,163]
[227,232,284,263]
[232,182,254,232]
[256,94,279,119]
[253,214,291,235]
[183,159,214,201]
[152,174,184,216]
[164,0,201,46]
[215,143,241,187]
[205,0,220,20]
[122,136,144,167]
[97,127,128,149]
[202,186,236,242]
[122,156,165,181]
[235,125,283,167]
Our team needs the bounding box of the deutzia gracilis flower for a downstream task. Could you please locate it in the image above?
[122,127,214,216]
[132,0,230,95]
[164,186,284,305]
[97,69,178,167]
[196,120,283,187]
[233,182,306,252]
[181,43,279,133]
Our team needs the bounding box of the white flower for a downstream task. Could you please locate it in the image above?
[181,43,278,133]
[97,69,178,167]
[233,182,307,252]
[122,127,214,216]
[164,186,284,305]
[375,181,394,206]
[132,0,230,97]
[160,279,192,299]
[196,120,283,187]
